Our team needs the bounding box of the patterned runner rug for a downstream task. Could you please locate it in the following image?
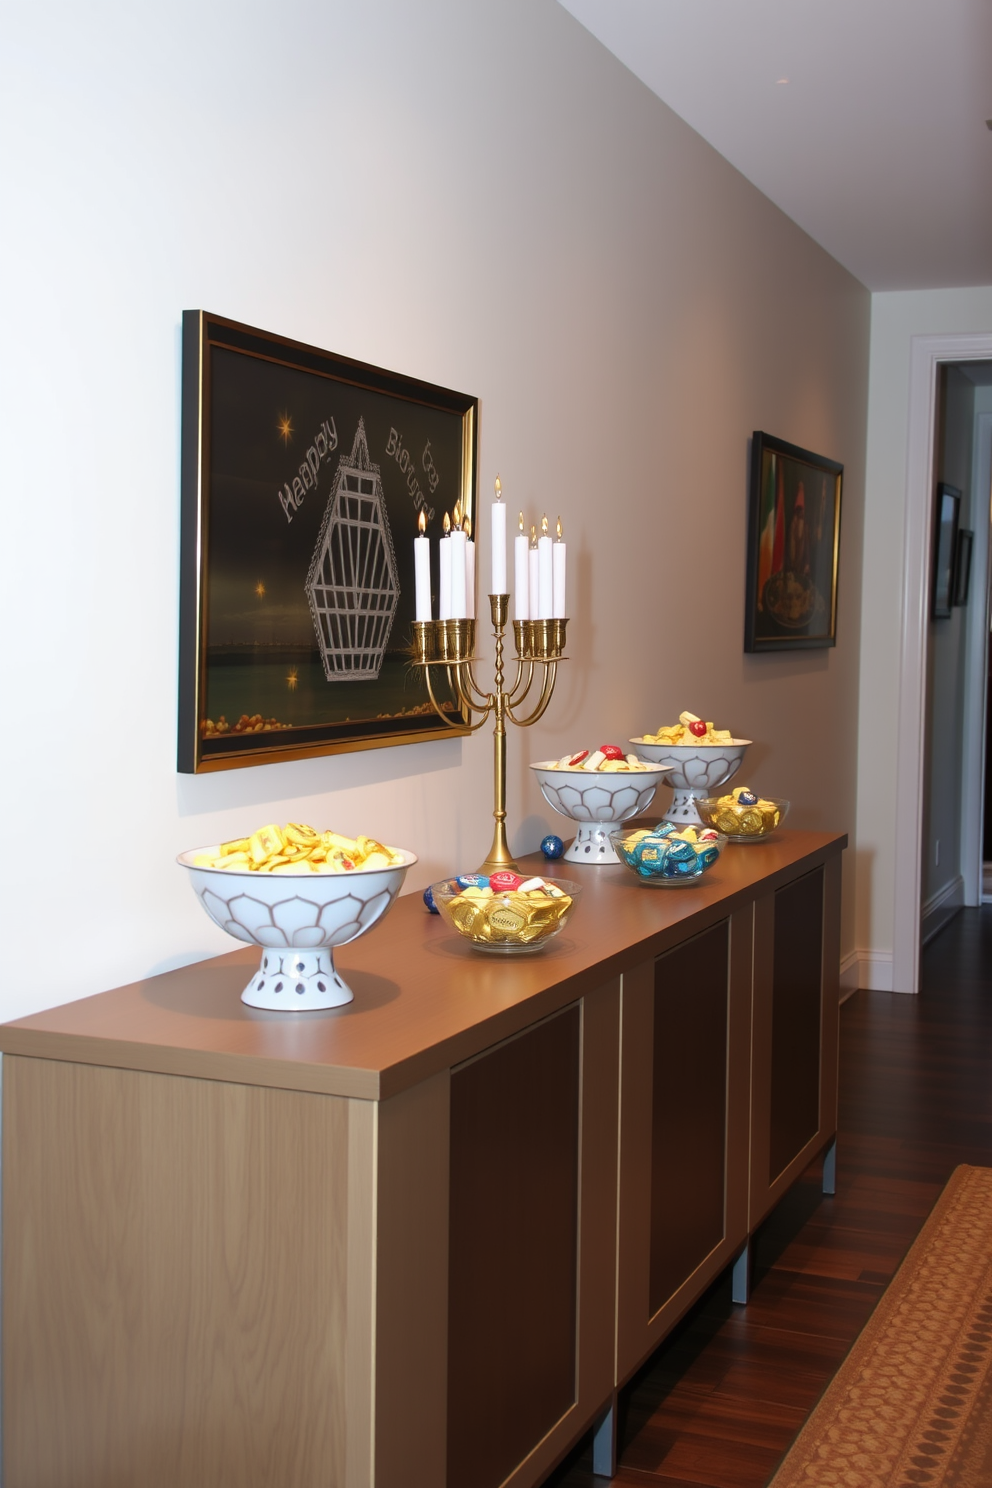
[770,1164,992,1488]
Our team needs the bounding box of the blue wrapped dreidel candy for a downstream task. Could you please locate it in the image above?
[423,884,439,914]
[608,823,726,886]
[541,834,565,860]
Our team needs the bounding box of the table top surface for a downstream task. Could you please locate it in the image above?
[0,829,846,1100]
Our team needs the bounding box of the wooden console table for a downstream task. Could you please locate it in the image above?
[0,829,844,1488]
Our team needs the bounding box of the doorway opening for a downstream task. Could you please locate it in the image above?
[920,362,992,949]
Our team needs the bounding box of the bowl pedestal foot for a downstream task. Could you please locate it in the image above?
[564,823,623,864]
[242,948,353,1010]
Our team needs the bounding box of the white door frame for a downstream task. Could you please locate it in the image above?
[892,332,992,994]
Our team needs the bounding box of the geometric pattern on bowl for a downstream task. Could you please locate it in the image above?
[178,846,417,1010]
[628,739,751,825]
[530,760,671,864]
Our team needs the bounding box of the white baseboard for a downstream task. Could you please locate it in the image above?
[922,874,965,921]
[840,948,893,996]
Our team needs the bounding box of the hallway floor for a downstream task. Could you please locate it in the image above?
[546,907,992,1488]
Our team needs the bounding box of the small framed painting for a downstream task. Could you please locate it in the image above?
[953,527,973,607]
[931,483,961,619]
[179,312,478,773]
[744,432,843,652]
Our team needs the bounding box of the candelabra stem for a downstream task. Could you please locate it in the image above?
[479,594,518,875]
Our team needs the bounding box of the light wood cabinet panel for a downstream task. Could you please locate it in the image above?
[3,1057,365,1488]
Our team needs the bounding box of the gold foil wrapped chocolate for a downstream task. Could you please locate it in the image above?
[435,879,576,949]
[702,787,783,839]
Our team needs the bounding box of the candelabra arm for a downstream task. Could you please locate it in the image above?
[505,657,537,709]
[506,662,558,728]
[423,664,491,733]
[448,662,494,715]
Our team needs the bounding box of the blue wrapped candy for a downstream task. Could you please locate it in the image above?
[736,789,758,806]
[541,834,565,860]
[651,822,677,837]
[456,873,490,889]
[665,839,696,863]
[423,884,439,914]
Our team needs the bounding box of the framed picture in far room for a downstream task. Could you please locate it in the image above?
[744,432,843,652]
[931,483,961,619]
[178,311,479,773]
[953,527,974,607]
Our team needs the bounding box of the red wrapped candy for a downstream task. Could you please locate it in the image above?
[599,744,625,760]
[567,750,589,767]
[489,870,524,892]
[688,720,707,737]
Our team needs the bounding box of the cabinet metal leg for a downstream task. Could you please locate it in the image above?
[822,1137,837,1196]
[592,1396,617,1478]
[732,1239,751,1305]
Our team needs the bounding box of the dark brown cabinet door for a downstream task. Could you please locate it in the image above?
[447,1005,581,1488]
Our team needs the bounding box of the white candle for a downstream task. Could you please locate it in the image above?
[514,512,530,621]
[491,475,507,594]
[464,515,476,620]
[537,514,553,620]
[552,516,566,618]
[450,504,467,619]
[439,513,452,620]
[528,526,539,621]
[414,511,432,621]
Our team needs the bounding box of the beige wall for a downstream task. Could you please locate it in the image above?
[0,0,869,1018]
[857,289,992,981]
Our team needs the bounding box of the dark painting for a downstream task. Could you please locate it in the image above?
[745,432,843,652]
[179,313,477,772]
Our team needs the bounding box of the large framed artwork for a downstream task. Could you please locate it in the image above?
[179,312,478,773]
[744,431,843,653]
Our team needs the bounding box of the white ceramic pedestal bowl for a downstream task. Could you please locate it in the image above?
[178,847,417,1010]
[628,739,751,826]
[531,761,672,864]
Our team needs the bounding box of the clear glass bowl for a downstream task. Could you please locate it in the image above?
[431,876,581,952]
[608,827,727,886]
[694,795,790,843]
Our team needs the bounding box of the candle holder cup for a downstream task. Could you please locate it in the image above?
[412,596,568,875]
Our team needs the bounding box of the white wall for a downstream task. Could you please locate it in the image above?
[0,0,869,1019]
[857,288,992,982]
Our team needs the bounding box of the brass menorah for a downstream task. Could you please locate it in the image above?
[412,596,568,874]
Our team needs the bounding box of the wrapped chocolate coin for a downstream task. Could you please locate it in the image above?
[430,875,580,952]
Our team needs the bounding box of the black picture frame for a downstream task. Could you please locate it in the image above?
[953,527,973,607]
[744,432,843,652]
[931,484,961,620]
[179,312,478,773]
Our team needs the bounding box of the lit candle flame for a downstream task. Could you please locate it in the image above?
[453,502,462,529]
[443,511,451,535]
[556,516,563,540]
[541,514,549,537]
[494,475,502,502]
[530,524,537,546]
[418,509,426,535]
[519,511,525,533]
[464,514,472,539]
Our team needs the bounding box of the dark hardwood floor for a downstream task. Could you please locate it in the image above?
[547,906,992,1488]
